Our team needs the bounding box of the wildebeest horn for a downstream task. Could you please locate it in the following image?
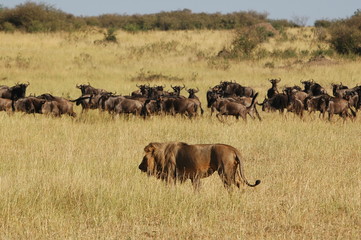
[26,81,30,86]
[195,87,199,92]
[182,83,185,89]
[277,78,281,83]
[76,84,80,88]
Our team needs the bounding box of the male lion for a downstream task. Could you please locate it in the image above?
[138,142,260,190]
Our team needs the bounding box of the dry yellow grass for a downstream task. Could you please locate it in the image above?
[0,29,360,239]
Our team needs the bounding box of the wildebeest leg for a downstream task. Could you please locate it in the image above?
[216,112,224,122]
[254,106,262,121]
[328,112,333,121]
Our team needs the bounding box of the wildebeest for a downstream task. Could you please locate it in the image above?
[168,84,185,97]
[331,82,349,98]
[76,83,108,95]
[327,97,356,121]
[160,96,200,118]
[114,98,144,115]
[267,78,281,99]
[301,79,325,96]
[216,93,259,122]
[0,98,14,112]
[131,84,150,97]
[138,142,260,190]
[38,94,76,117]
[14,96,46,114]
[141,99,162,117]
[306,94,330,118]
[186,87,204,115]
[258,93,289,113]
[0,82,29,100]
[219,81,255,98]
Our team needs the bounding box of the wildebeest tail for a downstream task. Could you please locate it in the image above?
[70,96,91,105]
[247,92,259,110]
[235,151,260,187]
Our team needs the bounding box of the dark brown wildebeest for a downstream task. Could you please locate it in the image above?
[207,93,261,120]
[258,93,289,113]
[0,98,14,112]
[267,78,281,99]
[327,97,356,121]
[141,99,162,118]
[331,82,349,98]
[38,94,76,117]
[301,79,325,96]
[216,93,259,122]
[306,94,331,118]
[131,84,150,97]
[186,87,204,115]
[76,83,108,95]
[138,142,260,190]
[98,94,124,113]
[170,84,185,97]
[344,91,359,112]
[114,98,144,115]
[219,81,255,98]
[0,82,29,100]
[159,96,199,118]
[14,97,46,114]
[283,87,309,118]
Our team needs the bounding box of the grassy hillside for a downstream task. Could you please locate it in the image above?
[0,29,360,239]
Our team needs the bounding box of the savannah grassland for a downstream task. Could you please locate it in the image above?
[0,28,360,239]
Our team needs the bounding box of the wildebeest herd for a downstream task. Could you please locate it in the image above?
[1,79,360,121]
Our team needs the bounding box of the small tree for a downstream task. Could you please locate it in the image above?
[229,25,274,58]
[104,28,117,43]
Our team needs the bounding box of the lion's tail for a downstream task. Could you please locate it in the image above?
[235,151,261,187]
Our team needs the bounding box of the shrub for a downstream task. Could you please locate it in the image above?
[1,21,16,32]
[230,25,274,58]
[314,19,332,28]
[329,15,361,55]
[104,28,118,43]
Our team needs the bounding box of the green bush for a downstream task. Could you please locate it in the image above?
[230,25,274,58]
[0,2,84,32]
[104,28,118,42]
[329,15,361,55]
[1,21,16,32]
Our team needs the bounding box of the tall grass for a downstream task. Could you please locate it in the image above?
[0,29,360,239]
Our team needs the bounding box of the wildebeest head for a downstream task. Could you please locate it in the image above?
[136,84,150,96]
[186,87,199,98]
[301,80,313,92]
[10,82,29,100]
[171,84,185,96]
[76,84,89,95]
[207,91,220,108]
[269,78,281,87]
